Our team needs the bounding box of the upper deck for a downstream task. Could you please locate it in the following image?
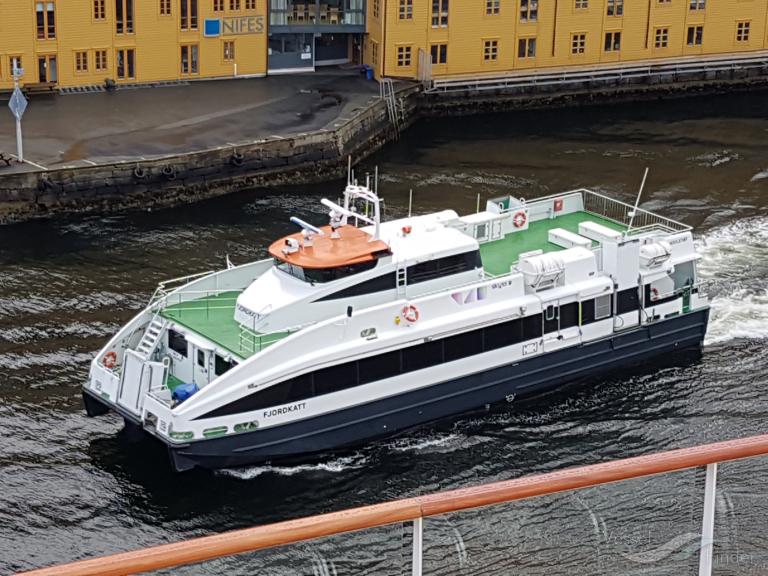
[474,188,691,276]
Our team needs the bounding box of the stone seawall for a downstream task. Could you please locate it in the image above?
[1,59,768,224]
[0,85,420,224]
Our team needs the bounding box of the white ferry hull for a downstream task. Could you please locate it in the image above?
[95,307,707,472]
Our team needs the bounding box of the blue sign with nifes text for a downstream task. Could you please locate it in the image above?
[204,19,222,37]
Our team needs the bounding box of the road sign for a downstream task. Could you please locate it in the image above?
[8,87,28,121]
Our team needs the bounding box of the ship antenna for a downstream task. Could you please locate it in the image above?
[347,156,352,186]
[408,188,413,218]
[627,167,650,234]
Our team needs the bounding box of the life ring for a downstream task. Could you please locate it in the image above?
[230,152,245,167]
[103,351,117,369]
[402,304,419,323]
[650,287,660,301]
[513,211,527,228]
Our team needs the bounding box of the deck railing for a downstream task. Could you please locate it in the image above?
[17,433,768,576]
[579,188,691,233]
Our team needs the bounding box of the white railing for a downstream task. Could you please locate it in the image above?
[426,51,768,93]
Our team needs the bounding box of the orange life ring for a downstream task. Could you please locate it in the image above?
[103,351,117,369]
[650,287,660,301]
[402,304,419,323]
[513,211,527,228]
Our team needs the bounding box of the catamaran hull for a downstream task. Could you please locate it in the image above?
[141,308,706,472]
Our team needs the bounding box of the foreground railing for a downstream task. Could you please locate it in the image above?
[17,434,768,576]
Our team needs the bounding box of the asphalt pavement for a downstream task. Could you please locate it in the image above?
[0,68,380,173]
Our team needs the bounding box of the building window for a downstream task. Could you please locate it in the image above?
[180,0,199,29]
[520,0,537,21]
[214,0,224,10]
[373,0,380,18]
[575,0,587,8]
[10,56,23,76]
[431,0,448,27]
[654,27,668,48]
[115,0,134,33]
[223,40,235,60]
[430,43,447,64]
[371,40,379,67]
[397,45,412,66]
[483,39,498,61]
[399,0,413,19]
[657,0,671,3]
[245,0,256,8]
[94,0,106,19]
[689,0,704,9]
[736,21,750,42]
[486,0,500,15]
[230,0,241,9]
[36,2,56,39]
[75,51,89,72]
[95,50,107,71]
[687,25,703,45]
[181,44,199,74]
[606,0,622,16]
[518,37,536,58]
[160,0,172,14]
[571,33,586,54]
[116,48,135,79]
[604,31,621,51]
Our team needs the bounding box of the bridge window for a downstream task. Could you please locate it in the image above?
[276,259,378,283]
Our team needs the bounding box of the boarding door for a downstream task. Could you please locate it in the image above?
[192,344,213,387]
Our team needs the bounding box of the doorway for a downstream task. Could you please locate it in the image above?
[38,55,57,83]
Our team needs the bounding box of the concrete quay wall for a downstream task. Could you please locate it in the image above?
[0,85,420,224]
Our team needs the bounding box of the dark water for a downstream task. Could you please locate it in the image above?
[3,90,768,575]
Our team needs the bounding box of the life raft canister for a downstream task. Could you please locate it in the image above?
[102,351,117,369]
[402,304,419,323]
[513,211,527,228]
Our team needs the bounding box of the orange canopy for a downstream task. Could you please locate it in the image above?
[268,225,390,269]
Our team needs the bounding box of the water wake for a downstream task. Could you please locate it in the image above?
[696,217,768,345]
[217,453,369,480]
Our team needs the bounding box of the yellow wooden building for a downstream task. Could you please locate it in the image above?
[2,0,768,91]
[0,0,268,91]
[365,0,768,79]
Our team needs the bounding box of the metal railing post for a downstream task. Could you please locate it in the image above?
[698,462,718,576]
[412,518,423,576]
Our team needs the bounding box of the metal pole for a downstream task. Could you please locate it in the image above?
[411,518,423,576]
[13,75,23,163]
[408,188,413,218]
[698,462,718,576]
[627,167,649,232]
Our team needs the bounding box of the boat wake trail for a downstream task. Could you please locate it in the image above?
[216,453,369,480]
[696,217,768,345]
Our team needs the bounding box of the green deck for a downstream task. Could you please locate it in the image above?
[159,291,288,358]
[479,211,627,276]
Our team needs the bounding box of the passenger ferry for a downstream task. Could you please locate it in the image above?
[83,176,709,471]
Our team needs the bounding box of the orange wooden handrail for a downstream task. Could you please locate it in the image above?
[17,433,768,576]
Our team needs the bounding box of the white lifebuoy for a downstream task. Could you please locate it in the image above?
[402,304,419,323]
[513,211,527,228]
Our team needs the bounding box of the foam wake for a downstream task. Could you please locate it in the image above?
[696,217,768,345]
[216,453,369,480]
